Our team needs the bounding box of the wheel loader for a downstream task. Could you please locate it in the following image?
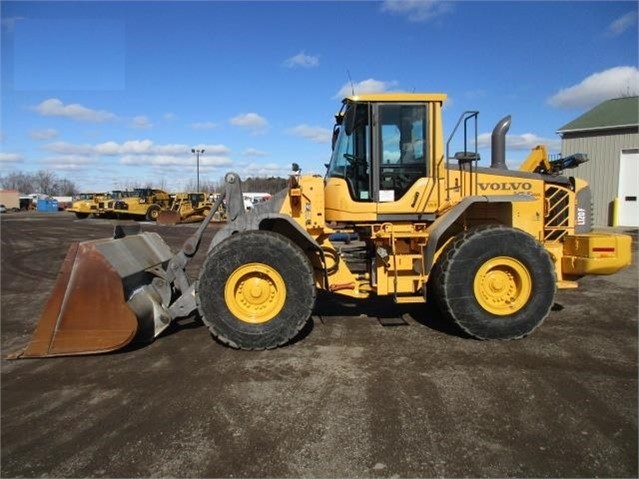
[13,93,632,358]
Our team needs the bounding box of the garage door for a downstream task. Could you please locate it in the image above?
[618,148,639,227]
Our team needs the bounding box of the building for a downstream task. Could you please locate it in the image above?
[557,96,639,227]
[0,190,20,210]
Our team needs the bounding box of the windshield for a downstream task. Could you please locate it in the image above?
[326,102,371,201]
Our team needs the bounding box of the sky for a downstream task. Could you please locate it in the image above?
[1,0,638,193]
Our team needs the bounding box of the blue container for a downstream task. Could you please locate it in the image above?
[36,198,59,212]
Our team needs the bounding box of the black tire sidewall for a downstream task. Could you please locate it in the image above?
[197,230,315,349]
[146,205,161,221]
[438,226,556,339]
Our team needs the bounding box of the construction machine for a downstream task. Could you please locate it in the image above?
[157,192,214,225]
[108,188,172,221]
[14,93,632,358]
[67,193,107,219]
[95,190,135,218]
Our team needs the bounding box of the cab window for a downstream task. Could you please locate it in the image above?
[378,104,427,201]
[327,103,372,201]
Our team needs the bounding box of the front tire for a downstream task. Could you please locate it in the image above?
[146,204,161,221]
[197,230,316,350]
[431,225,556,340]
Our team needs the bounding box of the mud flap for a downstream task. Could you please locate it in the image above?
[13,232,175,358]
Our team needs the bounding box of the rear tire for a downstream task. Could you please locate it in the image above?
[75,212,89,219]
[197,230,316,350]
[431,225,556,340]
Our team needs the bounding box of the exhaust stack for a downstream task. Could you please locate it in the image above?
[491,115,511,169]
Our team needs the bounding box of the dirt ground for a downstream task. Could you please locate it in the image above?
[1,211,637,478]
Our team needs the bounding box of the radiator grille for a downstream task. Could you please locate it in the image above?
[544,185,570,241]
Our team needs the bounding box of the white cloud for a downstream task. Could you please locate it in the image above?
[242,161,283,176]
[288,124,332,144]
[230,113,268,133]
[200,156,233,167]
[284,51,320,68]
[44,141,94,155]
[0,152,24,163]
[120,154,232,167]
[334,78,398,98]
[120,155,186,167]
[43,140,230,159]
[477,132,561,151]
[190,121,218,130]
[186,144,231,156]
[243,148,268,157]
[380,0,453,23]
[547,66,639,109]
[42,156,96,170]
[130,115,152,129]
[607,11,638,36]
[29,128,59,140]
[94,139,154,155]
[33,98,117,123]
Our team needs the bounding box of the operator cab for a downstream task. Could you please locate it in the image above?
[325,93,446,222]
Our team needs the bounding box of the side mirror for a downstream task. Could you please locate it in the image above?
[292,162,300,172]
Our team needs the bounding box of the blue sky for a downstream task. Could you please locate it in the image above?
[1,0,638,193]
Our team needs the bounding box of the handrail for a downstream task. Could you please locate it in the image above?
[445,111,479,201]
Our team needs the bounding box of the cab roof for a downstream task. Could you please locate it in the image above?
[344,92,447,103]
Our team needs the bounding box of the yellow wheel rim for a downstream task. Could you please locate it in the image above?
[473,257,532,316]
[224,263,286,324]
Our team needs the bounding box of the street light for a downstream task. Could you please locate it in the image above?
[191,148,205,191]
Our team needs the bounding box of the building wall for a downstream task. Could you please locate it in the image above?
[0,190,20,210]
[561,128,639,225]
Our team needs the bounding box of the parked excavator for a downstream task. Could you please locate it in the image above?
[13,93,632,358]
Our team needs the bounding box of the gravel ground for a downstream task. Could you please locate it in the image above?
[1,212,637,478]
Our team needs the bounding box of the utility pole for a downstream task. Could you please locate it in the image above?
[191,148,205,191]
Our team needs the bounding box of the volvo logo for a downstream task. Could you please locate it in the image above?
[478,182,533,192]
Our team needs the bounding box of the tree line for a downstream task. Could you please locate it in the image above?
[0,171,78,196]
[0,170,289,197]
[184,176,289,195]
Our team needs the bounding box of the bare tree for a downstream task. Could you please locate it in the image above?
[54,178,78,196]
[0,170,78,196]
[0,172,32,193]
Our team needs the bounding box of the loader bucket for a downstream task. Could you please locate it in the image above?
[156,210,181,225]
[15,231,174,358]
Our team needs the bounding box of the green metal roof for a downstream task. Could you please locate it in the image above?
[557,96,639,133]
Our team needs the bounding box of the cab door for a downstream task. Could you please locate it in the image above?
[374,103,436,219]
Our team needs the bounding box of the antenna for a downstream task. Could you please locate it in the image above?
[346,69,355,95]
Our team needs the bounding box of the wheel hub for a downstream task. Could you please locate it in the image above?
[474,257,532,315]
[225,263,286,324]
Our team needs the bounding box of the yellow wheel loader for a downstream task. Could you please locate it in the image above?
[157,192,213,225]
[14,93,632,357]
